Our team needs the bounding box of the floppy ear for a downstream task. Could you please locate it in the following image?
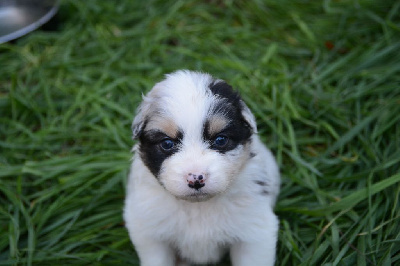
[131,108,145,139]
[240,100,258,134]
[131,94,150,139]
[131,80,168,139]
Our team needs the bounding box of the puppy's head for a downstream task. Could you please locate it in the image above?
[132,70,257,201]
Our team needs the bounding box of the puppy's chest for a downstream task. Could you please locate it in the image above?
[165,201,240,261]
[161,199,246,245]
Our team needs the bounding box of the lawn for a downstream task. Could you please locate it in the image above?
[0,0,399,265]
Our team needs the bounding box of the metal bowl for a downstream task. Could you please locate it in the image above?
[0,0,59,44]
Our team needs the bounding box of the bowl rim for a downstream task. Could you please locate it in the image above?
[0,0,60,44]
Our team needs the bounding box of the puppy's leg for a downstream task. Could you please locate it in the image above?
[134,239,175,266]
[230,241,276,266]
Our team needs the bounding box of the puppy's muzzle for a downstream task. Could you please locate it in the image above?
[186,173,207,190]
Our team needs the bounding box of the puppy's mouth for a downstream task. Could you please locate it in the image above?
[176,190,213,202]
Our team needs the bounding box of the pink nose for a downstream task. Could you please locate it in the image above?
[186,173,206,190]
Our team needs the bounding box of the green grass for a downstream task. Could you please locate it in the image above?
[1,0,399,265]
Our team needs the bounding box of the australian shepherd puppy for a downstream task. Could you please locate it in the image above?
[124,70,280,266]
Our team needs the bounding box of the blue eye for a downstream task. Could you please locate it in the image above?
[213,135,228,147]
[160,139,175,150]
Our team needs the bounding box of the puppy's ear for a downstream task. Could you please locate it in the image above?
[240,101,258,134]
[131,110,144,139]
[131,95,150,139]
[131,81,167,139]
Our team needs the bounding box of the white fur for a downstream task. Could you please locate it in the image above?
[124,70,280,266]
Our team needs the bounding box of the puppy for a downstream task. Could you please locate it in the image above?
[124,70,280,266]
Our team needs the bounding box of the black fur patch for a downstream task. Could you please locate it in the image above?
[261,190,269,195]
[254,180,270,195]
[209,80,242,107]
[138,130,183,177]
[205,80,252,153]
[254,180,267,186]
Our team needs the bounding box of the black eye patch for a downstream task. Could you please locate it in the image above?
[139,130,183,177]
[205,80,253,153]
[204,119,251,153]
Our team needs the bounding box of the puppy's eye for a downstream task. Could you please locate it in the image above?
[160,139,175,150]
[213,135,229,147]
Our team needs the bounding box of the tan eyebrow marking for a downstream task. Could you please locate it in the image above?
[207,115,229,136]
[145,116,179,138]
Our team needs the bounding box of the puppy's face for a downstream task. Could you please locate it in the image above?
[132,71,257,201]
